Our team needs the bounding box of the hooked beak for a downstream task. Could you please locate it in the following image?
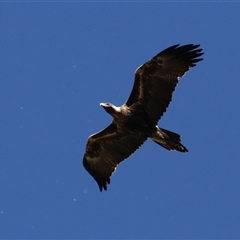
[100,103,107,107]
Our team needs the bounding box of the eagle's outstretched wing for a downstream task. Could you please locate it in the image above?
[83,122,147,191]
[125,44,203,123]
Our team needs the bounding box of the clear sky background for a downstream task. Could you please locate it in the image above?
[1,2,240,239]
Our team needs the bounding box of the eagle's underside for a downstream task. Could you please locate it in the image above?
[83,44,204,191]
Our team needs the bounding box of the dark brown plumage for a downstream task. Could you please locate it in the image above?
[83,44,204,191]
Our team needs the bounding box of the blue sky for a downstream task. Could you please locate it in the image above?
[1,2,240,239]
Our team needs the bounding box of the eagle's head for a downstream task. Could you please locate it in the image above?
[100,102,121,117]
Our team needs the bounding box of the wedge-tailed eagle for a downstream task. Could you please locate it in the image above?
[83,44,204,191]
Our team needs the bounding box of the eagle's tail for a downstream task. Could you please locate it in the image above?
[151,127,188,152]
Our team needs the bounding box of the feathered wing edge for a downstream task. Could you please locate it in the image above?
[125,44,204,123]
[83,122,147,191]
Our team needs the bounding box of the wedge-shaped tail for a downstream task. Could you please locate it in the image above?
[151,127,188,152]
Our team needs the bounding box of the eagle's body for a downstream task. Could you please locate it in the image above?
[83,44,204,191]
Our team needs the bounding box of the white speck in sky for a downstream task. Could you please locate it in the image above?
[83,188,88,194]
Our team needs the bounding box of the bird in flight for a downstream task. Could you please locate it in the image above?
[83,44,204,191]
